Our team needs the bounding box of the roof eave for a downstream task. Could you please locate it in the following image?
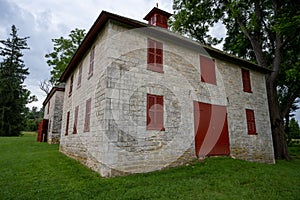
[59,11,147,82]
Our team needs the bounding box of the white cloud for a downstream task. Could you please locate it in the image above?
[0,0,173,109]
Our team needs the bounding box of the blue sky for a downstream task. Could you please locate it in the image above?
[0,0,299,122]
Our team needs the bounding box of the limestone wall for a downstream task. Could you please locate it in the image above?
[59,20,275,177]
[43,90,64,144]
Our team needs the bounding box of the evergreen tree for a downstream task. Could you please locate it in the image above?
[0,25,31,136]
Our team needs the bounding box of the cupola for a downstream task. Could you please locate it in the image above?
[143,7,172,29]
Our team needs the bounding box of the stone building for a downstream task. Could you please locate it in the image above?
[42,84,65,144]
[49,7,275,177]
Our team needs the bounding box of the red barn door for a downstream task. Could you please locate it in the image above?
[193,101,230,157]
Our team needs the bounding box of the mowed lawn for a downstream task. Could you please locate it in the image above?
[0,132,299,200]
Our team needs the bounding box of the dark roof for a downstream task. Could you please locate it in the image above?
[59,9,271,82]
[43,85,65,106]
[143,7,172,20]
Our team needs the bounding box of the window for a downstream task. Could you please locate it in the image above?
[77,64,82,88]
[69,74,74,96]
[147,94,164,131]
[65,111,70,136]
[147,38,163,73]
[200,55,216,85]
[47,102,50,114]
[84,98,92,132]
[242,68,252,93]
[88,46,95,79]
[73,106,79,134]
[245,109,257,135]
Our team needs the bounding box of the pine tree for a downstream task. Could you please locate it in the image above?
[0,25,31,136]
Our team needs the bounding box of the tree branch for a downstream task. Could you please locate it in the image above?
[281,89,300,118]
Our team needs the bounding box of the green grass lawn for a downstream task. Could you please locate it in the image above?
[0,132,299,200]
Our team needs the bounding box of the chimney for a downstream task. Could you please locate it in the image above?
[143,7,172,29]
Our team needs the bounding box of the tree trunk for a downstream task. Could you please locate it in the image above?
[266,74,290,160]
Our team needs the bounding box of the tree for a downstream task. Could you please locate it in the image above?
[39,79,53,95]
[45,28,86,86]
[289,118,300,140]
[24,106,44,131]
[171,0,300,160]
[0,25,33,136]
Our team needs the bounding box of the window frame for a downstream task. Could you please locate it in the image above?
[200,55,217,85]
[84,98,92,132]
[69,74,74,97]
[77,64,82,88]
[147,38,163,73]
[47,102,50,114]
[241,68,252,93]
[88,46,95,79]
[245,109,257,135]
[65,111,70,136]
[146,94,165,131]
[73,106,79,134]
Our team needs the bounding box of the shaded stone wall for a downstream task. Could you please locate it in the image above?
[43,90,64,144]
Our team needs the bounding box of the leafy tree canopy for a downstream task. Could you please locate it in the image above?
[45,28,86,85]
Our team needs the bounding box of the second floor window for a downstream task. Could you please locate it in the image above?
[77,64,82,88]
[147,38,163,73]
[200,55,217,85]
[88,46,95,79]
[242,68,252,93]
[69,74,74,96]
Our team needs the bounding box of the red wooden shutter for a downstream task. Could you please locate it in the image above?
[73,106,79,134]
[147,38,163,73]
[242,68,252,92]
[77,64,82,87]
[69,74,74,96]
[200,55,216,85]
[246,109,257,135]
[147,94,164,131]
[65,111,70,136]
[84,98,91,132]
[88,46,95,78]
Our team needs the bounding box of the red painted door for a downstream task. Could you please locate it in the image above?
[42,119,49,142]
[194,101,230,157]
[37,119,49,142]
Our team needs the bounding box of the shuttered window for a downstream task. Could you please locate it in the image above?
[147,94,164,131]
[77,64,82,88]
[242,68,252,93]
[88,46,95,79]
[200,55,217,85]
[246,109,257,135]
[69,74,74,96]
[147,38,163,73]
[47,102,50,114]
[65,111,70,136]
[73,106,79,134]
[84,98,92,132]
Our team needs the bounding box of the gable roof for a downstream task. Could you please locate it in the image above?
[59,10,271,82]
[43,85,65,106]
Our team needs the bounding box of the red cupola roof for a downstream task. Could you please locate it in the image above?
[143,7,172,29]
